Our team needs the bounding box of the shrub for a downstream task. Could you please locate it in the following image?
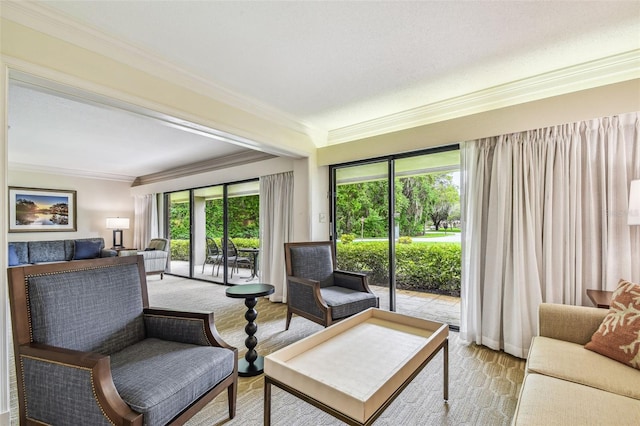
[340,233,356,244]
[398,236,412,244]
[336,241,461,296]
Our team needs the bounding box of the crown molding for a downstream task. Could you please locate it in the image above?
[8,162,136,182]
[329,49,640,144]
[1,1,324,144]
[132,151,275,187]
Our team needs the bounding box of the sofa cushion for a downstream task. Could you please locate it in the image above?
[527,336,640,400]
[110,338,235,426]
[8,244,21,266]
[513,373,640,425]
[9,242,29,265]
[73,240,102,260]
[585,279,640,370]
[28,240,66,263]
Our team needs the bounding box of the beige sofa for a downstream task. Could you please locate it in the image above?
[512,303,640,425]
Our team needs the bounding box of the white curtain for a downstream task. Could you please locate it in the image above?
[259,172,294,302]
[461,112,640,358]
[133,194,158,249]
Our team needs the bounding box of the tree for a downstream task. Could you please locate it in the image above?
[426,174,459,231]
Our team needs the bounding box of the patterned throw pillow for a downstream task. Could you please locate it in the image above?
[585,279,640,370]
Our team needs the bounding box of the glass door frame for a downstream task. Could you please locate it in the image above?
[163,177,259,284]
[329,144,460,312]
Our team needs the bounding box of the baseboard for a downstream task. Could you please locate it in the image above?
[0,410,10,426]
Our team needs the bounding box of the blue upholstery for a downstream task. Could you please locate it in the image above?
[8,244,20,266]
[29,240,66,263]
[22,357,112,425]
[321,286,379,320]
[29,264,145,354]
[73,239,103,260]
[289,245,335,288]
[111,338,235,426]
[8,256,238,425]
[7,238,114,265]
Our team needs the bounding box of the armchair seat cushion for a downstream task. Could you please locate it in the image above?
[110,338,235,426]
[321,286,379,320]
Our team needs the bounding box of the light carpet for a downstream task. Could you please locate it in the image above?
[9,274,525,425]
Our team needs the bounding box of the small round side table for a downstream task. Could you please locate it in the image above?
[225,283,275,376]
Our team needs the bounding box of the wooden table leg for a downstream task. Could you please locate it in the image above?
[444,338,449,402]
[264,376,271,426]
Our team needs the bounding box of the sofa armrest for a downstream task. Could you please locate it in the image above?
[17,343,141,425]
[539,303,608,345]
[101,249,118,257]
[144,308,236,352]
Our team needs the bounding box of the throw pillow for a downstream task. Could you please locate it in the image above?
[585,279,640,370]
[73,240,102,260]
[8,244,20,266]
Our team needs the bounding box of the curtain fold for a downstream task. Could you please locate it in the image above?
[461,112,640,358]
[133,194,158,249]
[259,172,293,303]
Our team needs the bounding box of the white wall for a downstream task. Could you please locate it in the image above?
[8,170,135,247]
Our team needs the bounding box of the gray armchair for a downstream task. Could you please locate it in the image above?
[120,238,169,279]
[284,241,379,329]
[7,255,237,425]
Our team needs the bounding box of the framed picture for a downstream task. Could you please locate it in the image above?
[8,187,77,232]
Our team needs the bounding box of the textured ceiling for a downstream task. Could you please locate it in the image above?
[7,1,640,181]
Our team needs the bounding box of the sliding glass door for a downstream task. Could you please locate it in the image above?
[331,146,461,326]
[165,179,259,284]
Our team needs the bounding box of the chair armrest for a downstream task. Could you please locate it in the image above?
[144,308,236,352]
[334,270,373,293]
[539,303,608,345]
[17,343,141,425]
[140,250,168,260]
[287,276,328,317]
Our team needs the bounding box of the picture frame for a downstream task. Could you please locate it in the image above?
[8,187,77,232]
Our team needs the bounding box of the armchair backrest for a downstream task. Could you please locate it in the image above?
[8,256,148,355]
[147,238,169,251]
[284,241,336,288]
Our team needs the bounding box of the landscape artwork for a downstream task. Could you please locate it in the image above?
[9,187,77,232]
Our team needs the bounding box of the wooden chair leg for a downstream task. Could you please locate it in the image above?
[285,310,293,330]
[228,380,237,419]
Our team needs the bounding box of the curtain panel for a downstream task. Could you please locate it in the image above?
[259,171,294,302]
[461,112,640,358]
[133,194,158,250]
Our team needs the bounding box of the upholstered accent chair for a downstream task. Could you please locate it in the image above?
[7,255,238,425]
[284,241,379,329]
[121,238,169,279]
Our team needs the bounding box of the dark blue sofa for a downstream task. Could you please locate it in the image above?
[8,237,116,266]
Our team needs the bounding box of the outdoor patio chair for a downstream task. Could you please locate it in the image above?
[284,241,379,329]
[202,237,223,275]
[221,238,251,278]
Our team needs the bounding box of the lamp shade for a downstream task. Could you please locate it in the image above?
[106,217,130,230]
[629,180,640,225]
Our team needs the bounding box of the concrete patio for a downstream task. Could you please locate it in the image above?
[165,260,461,327]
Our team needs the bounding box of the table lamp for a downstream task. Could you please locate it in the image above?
[629,180,640,226]
[106,217,130,249]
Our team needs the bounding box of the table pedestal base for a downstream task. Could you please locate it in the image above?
[239,356,265,377]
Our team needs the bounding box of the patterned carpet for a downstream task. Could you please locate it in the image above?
[148,275,525,426]
[9,274,525,425]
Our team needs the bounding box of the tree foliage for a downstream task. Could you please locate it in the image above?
[336,172,459,238]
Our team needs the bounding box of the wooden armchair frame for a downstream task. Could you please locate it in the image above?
[8,255,237,425]
[284,241,378,329]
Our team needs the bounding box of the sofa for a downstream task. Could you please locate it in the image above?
[7,255,238,425]
[119,238,169,279]
[512,303,640,425]
[8,237,116,266]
